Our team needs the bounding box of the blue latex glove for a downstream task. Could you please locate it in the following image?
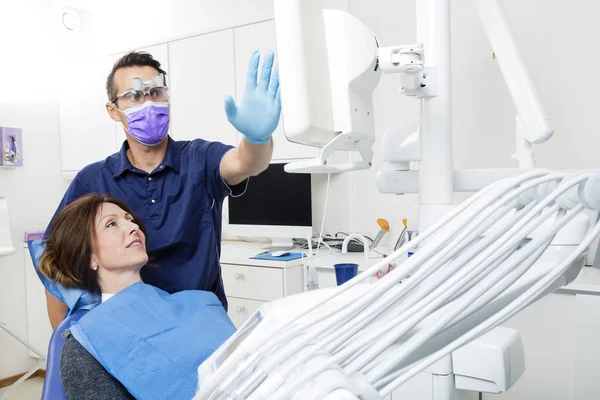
[224,50,281,144]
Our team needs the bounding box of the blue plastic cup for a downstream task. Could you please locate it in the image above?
[334,263,359,286]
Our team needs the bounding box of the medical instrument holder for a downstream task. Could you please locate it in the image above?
[378,44,438,99]
[285,131,374,174]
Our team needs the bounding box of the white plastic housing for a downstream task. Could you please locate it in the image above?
[273,0,380,150]
[453,327,525,393]
[380,122,421,163]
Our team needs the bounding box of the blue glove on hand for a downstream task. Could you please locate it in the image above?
[224,50,281,144]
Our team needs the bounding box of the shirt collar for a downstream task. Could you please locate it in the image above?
[113,136,180,178]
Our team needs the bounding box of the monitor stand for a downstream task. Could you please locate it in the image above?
[268,237,294,252]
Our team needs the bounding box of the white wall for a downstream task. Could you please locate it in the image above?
[0,0,72,379]
[85,0,276,56]
[451,0,600,171]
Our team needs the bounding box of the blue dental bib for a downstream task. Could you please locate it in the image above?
[69,283,236,399]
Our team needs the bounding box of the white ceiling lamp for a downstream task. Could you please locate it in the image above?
[62,10,79,31]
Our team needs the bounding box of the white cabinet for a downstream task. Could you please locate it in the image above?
[573,294,600,399]
[220,249,304,329]
[59,55,117,180]
[23,246,52,359]
[315,267,338,289]
[489,291,600,400]
[221,264,284,301]
[233,20,318,160]
[227,297,265,328]
[168,30,237,145]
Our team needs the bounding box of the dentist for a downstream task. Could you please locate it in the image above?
[44,50,280,328]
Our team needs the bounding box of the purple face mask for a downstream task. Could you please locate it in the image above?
[122,101,170,146]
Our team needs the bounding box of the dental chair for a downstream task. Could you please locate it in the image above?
[41,310,88,400]
[27,239,97,400]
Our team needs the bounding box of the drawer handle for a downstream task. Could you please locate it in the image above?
[236,306,245,313]
[234,273,244,280]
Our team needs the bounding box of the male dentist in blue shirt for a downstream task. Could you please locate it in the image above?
[45,50,280,328]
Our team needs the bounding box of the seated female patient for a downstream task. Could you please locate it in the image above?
[39,193,236,400]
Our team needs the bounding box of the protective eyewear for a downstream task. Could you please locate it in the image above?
[112,74,169,109]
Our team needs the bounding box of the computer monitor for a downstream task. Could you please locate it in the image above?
[227,161,312,250]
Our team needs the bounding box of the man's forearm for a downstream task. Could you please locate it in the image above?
[237,138,273,176]
[220,138,274,186]
[46,289,67,330]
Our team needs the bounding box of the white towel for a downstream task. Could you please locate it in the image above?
[0,197,15,256]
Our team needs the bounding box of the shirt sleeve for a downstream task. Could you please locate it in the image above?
[195,140,248,202]
[44,177,89,238]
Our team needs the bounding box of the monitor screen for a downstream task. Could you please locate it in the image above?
[228,163,312,228]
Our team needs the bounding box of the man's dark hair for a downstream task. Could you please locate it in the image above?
[106,51,167,102]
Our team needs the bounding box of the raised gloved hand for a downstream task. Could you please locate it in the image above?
[224,50,281,144]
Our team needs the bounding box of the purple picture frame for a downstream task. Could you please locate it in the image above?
[1,127,23,166]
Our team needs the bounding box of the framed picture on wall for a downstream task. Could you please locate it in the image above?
[1,127,23,167]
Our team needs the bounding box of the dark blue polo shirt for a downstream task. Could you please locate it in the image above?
[45,137,246,311]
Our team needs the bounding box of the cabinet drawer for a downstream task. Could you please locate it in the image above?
[227,297,266,329]
[222,264,283,301]
[316,268,338,289]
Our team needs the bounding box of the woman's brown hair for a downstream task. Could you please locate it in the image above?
[39,193,147,294]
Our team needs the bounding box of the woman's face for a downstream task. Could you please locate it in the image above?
[91,202,148,273]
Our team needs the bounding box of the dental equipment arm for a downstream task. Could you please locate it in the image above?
[474,0,553,146]
[274,0,553,236]
[195,171,600,400]
[376,0,554,232]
